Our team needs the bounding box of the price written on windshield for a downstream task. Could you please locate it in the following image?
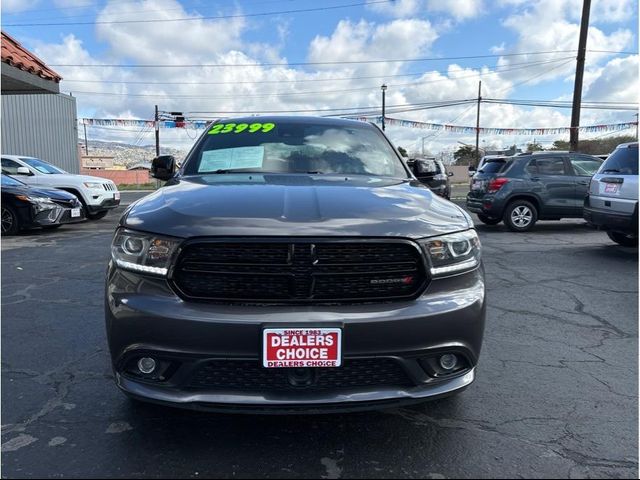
[208,122,276,135]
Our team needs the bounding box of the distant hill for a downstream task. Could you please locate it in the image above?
[79,140,187,168]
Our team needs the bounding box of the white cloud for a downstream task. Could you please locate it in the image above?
[29,0,636,154]
[426,0,485,21]
[2,0,40,13]
[95,0,250,64]
[308,18,438,78]
[494,0,635,88]
[366,0,422,17]
[584,55,639,102]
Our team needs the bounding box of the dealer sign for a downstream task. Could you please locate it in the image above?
[263,328,342,368]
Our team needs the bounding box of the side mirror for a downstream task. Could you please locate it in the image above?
[468,165,477,177]
[16,166,32,176]
[415,160,437,175]
[448,171,454,177]
[151,155,176,181]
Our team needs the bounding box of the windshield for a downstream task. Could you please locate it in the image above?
[184,120,409,178]
[20,157,67,174]
[1,174,26,187]
[599,145,638,175]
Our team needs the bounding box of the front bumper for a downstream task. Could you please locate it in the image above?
[87,197,120,214]
[105,265,486,413]
[26,203,86,228]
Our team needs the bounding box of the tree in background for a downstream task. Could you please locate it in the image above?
[527,141,544,152]
[453,145,477,165]
[550,135,635,155]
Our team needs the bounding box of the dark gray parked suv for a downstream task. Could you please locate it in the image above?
[467,152,602,231]
[106,116,486,413]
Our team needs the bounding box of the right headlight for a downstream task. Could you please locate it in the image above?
[111,228,182,276]
[420,229,481,277]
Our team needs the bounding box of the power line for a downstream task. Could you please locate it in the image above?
[48,49,636,68]
[5,0,299,21]
[61,57,575,86]
[62,59,579,99]
[4,0,392,26]
[49,50,592,68]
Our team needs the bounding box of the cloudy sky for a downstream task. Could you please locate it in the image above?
[2,0,638,155]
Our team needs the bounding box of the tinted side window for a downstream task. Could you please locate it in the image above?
[525,159,537,175]
[570,156,603,176]
[535,157,567,175]
[1,158,21,174]
[481,161,506,174]
[599,145,638,175]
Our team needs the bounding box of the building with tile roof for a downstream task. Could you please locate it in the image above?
[1,31,79,173]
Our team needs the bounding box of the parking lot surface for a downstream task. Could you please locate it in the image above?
[2,201,638,478]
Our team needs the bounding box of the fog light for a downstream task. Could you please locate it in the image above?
[137,357,156,374]
[439,354,458,371]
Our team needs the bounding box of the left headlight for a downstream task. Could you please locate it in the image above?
[111,228,182,276]
[16,194,54,204]
[420,229,481,277]
[84,182,104,189]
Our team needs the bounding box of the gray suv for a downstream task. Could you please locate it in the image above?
[467,152,602,231]
[105,116,486,413]
[584,142,638,246]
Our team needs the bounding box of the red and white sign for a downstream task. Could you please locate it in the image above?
[263,328,342,368]
[604,183,619,194]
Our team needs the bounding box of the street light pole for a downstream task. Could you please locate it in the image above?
[381,84,387,131]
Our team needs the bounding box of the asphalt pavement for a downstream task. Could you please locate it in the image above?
[1,195,638,478]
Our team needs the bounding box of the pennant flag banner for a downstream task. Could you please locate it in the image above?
[81,118,210,129]
[353,116,638,135]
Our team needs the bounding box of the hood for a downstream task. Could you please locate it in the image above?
[2,184,79,201]
[33,173,114,186]
[122,174,471,239]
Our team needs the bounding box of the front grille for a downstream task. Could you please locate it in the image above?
[51,198,75,208]
[186,358,414,392]
[102,183,116,191]
[171,240,428,304]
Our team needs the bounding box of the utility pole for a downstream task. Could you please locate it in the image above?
[570,0,592,152]
[381,84,387,131]
[475,80,482,166]
[155,105,160,157]
[83,123,89,155]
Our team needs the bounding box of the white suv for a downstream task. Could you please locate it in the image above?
[1,155,120,220]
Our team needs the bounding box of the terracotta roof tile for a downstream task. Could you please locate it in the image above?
[1,31,62,83]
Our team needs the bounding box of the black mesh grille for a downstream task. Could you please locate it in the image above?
[186,358,414,392]
[171,240,427,304]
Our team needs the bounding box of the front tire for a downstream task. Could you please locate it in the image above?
[503,200,538,232]
[1,205,19,236]
[477,214,501,225]
[607,231,638,247]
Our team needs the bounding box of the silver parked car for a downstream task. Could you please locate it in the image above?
[584,142,638,247]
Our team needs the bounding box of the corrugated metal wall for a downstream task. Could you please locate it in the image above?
[1,93,79,173]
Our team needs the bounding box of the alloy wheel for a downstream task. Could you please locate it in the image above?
[1,207,14,233]
[511,205,532,228]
